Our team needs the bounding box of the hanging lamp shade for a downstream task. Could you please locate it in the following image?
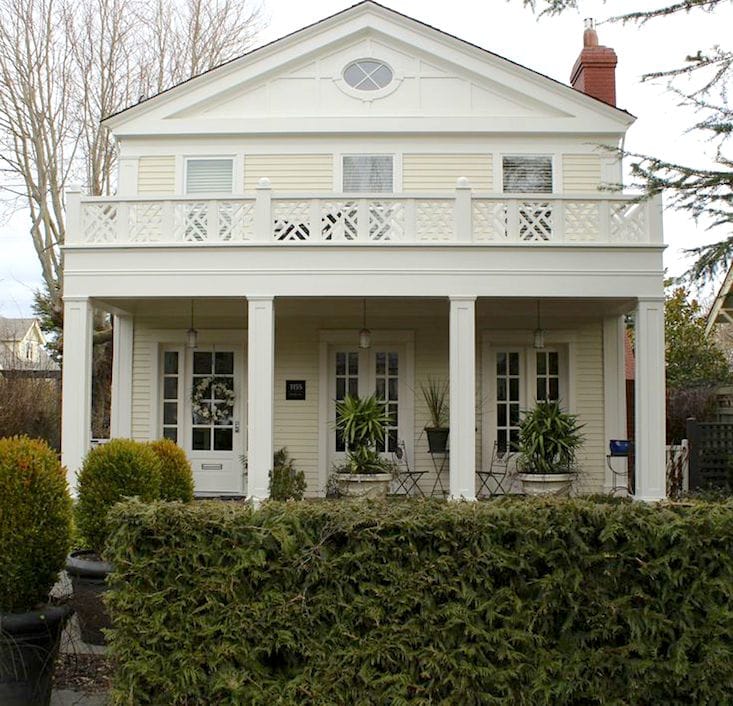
[533,300,545,350]
[187,300,198,349]
[358,299,371,349]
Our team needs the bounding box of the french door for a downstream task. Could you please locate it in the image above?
[159,346,244,494]
[329,346,403,469]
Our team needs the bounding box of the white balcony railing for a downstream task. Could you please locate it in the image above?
[66,178,663,246]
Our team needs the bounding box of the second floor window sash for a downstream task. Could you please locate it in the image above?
[185,158,234,194]
[343,155,393,193]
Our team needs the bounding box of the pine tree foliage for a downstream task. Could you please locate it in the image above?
[523,0,733,284]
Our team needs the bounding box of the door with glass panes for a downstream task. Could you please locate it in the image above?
[328,346,403,469]
[185,348,243,493]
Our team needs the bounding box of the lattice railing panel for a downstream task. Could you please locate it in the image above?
[179,202,208,242]
[273,200,311,241]
[129,203,164,242]
[321,201,359,240]
[610,202,646,242]
[220,201,254,241]
[473,201,507,240]
[415,200,453,241]
[82,203,118,243]
[564,202,600,242]
[369,201,404,241]
[518,202,552,241]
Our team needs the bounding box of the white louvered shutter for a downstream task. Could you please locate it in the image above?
[343,156,393,192]
[502,156,553,193]
[186,159,234,194]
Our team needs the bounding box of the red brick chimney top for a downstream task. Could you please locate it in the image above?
[570,18,618,107]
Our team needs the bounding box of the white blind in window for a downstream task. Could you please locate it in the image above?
[343,155,393,192]
[503,156,553,193]
[186,159,234,194]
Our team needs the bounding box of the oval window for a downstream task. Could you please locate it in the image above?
[343,60,393,91]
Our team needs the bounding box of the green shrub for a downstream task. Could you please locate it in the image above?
[147,438,194,502]
[106,498,733,705]
[269,447,306,501]
[76,439,161,556]
[0,436,72,613]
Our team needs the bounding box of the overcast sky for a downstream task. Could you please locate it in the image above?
[1,0,731,317]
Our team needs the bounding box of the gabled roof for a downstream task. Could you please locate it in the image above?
[0,317,38,342]
[706,263,733,333]
[103,0,634,136]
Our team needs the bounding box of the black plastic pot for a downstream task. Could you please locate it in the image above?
[0,604,72,706]
[65,551,113,646]
[425,427,449,454]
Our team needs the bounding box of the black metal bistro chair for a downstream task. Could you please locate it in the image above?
[476,441,517,498]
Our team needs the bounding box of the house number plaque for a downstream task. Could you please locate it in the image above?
[286,380,306,400]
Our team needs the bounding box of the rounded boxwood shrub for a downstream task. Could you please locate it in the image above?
[75,439,161,556]
[147,438,194,502]
[0,436,72,613]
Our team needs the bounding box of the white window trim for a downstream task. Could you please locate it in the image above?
[340,154,396,193]
[158,345,185,444]
[480,330,576,471]
[500,153,555,194]
[183,156,235,195]
[334,57,403,102]
[318,330,414,495]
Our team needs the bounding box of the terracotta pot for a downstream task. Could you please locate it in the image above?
[335,473,393,500]
[65,550,113,645]
[517,472,574,497]
[0,604,72,706]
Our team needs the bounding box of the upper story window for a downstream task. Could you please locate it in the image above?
[185,158,234,194]
[343,60,393,91]
[343,155,393,193]
[503,156,553,193]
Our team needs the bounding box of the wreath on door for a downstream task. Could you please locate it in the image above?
[191,376,235,424]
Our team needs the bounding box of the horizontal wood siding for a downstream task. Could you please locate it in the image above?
[274,323,320,494]
[137,156,175,195]
[403,154,493,192]
[574,321,605,493]
[562,154,602,193]
[131,322,154,441]
[244,154,333,192]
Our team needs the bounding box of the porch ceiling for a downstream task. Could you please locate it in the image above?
[94,295,635,328]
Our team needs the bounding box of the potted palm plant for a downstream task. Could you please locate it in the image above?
[0,436,73,706]
[420,377,449,453]
[516,400,584,496]
[334,393,395,499]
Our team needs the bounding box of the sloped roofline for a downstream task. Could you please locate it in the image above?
[706,262,733,334]
[103,0,635,128]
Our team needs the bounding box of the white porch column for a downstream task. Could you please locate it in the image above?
[634,298,666,500]
[449,296,476,500]
[603,315,628,493]
[247,296,275,502]
[110,314,133,438]
[61,297,93,494]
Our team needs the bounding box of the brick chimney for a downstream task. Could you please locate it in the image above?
[570,19,618,106]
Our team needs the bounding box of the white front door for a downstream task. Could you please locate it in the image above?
[328,346,403,470]
[186,347,244,493]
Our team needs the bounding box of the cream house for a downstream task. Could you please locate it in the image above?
[0,317,58,374]
[61,2,666,500]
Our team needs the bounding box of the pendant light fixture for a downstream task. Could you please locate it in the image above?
[358,299,372,350]
[186,299,199,349]
[533,299,545,350]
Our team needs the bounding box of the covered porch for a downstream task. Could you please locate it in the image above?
[61,295,665,500]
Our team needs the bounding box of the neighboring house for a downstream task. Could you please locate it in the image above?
[0,317,59,376]
[61,2,666,500]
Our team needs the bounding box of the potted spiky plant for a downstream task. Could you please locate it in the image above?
[516,400,584,496]
[420,377,449,453]
[334,393,395,499]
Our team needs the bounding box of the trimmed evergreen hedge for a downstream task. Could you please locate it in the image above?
[106,498,733,705]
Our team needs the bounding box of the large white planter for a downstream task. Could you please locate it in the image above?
[517,473,574,497]
[336,473,393,500]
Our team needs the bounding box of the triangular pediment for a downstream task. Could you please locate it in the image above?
[106,1,633,136]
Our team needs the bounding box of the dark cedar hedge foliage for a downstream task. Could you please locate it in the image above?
[106,498,733,705]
